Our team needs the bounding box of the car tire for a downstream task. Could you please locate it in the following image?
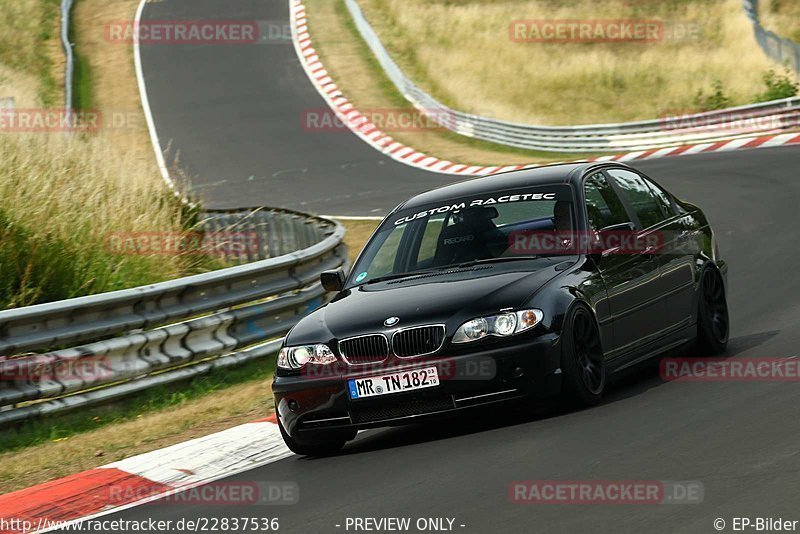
[696,266,729,355]
[278,419,353,457]
[560,303,605,407]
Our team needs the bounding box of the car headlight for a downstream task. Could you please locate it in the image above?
[277,344,337,370]
[452,309,544,343]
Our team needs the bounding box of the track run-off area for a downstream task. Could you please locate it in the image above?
[71,0,800,532]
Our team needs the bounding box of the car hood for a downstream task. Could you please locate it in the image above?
[287,259,571,343]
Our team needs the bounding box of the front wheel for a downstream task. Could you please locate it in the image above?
[560,303,606,406]
[278,419,353,457]
[696,267,729,355]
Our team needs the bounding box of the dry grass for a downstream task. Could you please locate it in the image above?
[73,0,152,149]
[304,0,579,166]
[0,134,207,308]
[0,0,62,106]
[340,219,380,263]
[760,0,800,44]
[0,0,211,309]
[0,136,178,245]
[356,0,782,124]
[0,65,40,108]
[0,378,275,493]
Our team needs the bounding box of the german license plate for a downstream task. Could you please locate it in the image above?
[348,367,439,399]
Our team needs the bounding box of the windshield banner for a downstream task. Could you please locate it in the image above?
[392,187,572,226]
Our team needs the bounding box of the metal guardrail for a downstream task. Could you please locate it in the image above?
[61,0,75,116]
[0,210,347,425]
[345,0,800,153]
[201,207,333,263]
[0,2,350,426]
[743,0,800,74]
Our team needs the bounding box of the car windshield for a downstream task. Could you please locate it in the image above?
[348,185,576,286]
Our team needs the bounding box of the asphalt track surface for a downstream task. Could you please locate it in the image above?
[112,0,800,532]
[140,0,454,216]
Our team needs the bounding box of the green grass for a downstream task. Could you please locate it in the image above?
[0,356,276,454]
[69,0,94,110]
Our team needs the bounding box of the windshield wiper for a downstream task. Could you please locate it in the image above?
[360,257,539,286]
[361,270,439,285]
[452,256,539,269]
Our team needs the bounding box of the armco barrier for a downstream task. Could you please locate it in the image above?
[61,0,75,114]
[0,210,347,425]
[8,7,347,426]
[344,0,800,152]
[743,0,800,74]
[201,207,332,263]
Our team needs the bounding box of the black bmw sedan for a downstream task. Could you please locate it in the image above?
[272,162,729,455]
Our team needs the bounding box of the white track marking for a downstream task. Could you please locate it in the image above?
[133,0,174,192]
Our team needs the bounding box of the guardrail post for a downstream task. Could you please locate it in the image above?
[266,211,281,257]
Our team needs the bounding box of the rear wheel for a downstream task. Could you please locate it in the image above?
[560,304,605,406]
[278,419,354,457]
[696,267,729,354]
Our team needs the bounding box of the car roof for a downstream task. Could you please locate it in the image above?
[394,162,625,213]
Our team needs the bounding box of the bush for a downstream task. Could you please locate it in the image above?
[755,67,799,102]
[693,80,732,111]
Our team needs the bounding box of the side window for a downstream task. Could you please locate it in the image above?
[584,172,630,231]
[365,224,407,277]
[642,176,676,218]
[606,169,667,229]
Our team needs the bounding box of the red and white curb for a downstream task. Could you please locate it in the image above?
[290,0,800,175]
[290,0,531,176]
[0,415,290,534]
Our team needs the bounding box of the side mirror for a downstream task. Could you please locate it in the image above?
[320,269,346,292]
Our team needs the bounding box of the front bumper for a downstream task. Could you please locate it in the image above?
[272,332,562,439]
